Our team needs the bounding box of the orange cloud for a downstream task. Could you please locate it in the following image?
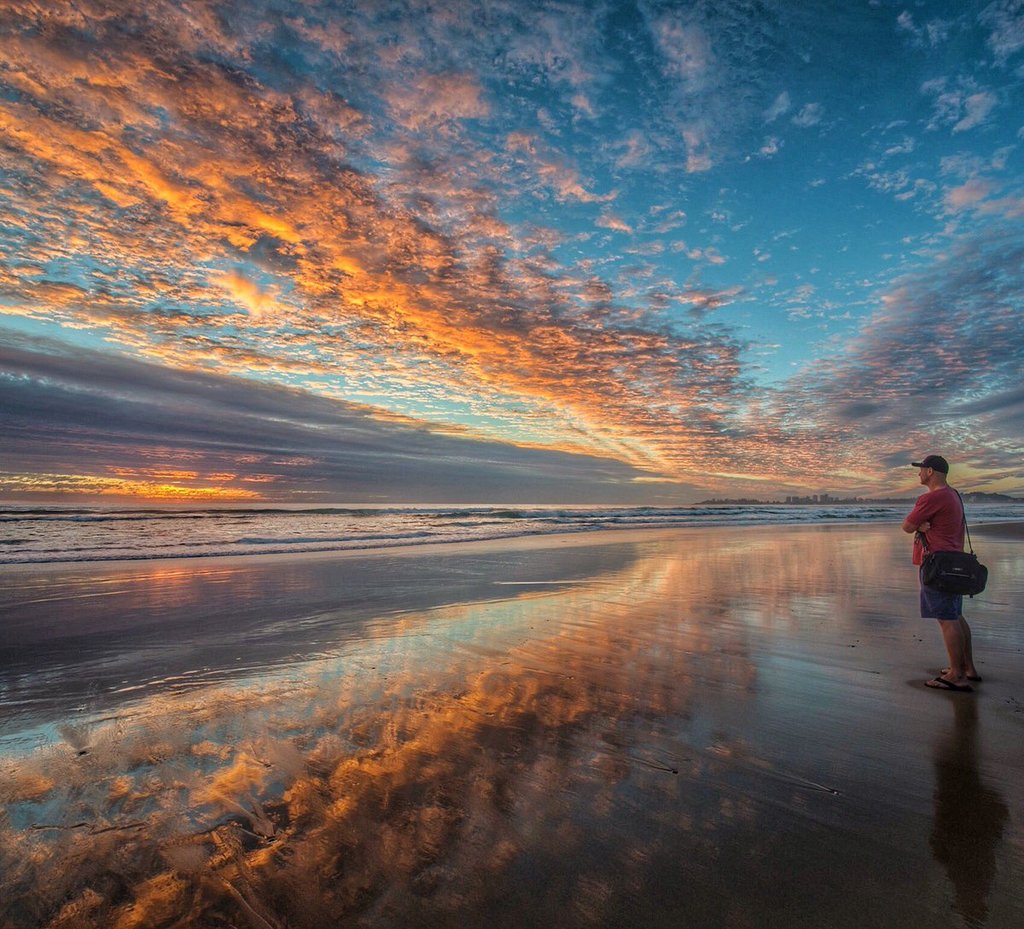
[211,271,284,320]
[0,472,264,502]
[0,0,762,493]
[386,72,490,130]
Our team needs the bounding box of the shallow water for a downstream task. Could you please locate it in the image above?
[0,542,632,745]
[1,525,1022,928]
[5,501,1023,564]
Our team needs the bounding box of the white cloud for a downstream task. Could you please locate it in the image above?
[386,72,489,131]
[792,103,823,127]
[978,194,1024,218]
[926,19,953,46]
[991,145,1015,170]
[953,92,998,132]
[502,7,605,90]
[939,153,986,177]
[537,159,615,203]
[883,137,916,157]
[612,129,653,169]
[981,0,1024,65]
[923,80,998,133]
[508,134,615,204]
[648,208,687,234]
[682,125,713,173]
[571,93,596,119]
[763,91,791,123]
[896,11,951,47]
[686,246,726,265]
[927,90,963,129]
[596,212,634,234]
[944,178,996,211]
[653,16,713,88]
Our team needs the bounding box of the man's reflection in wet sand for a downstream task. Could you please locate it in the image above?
[930,697,1008,927]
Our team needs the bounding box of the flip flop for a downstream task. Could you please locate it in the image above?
[941,669,982,681]
[926,677,974,693]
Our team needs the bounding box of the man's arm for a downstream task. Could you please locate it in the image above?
[903,495,934,534]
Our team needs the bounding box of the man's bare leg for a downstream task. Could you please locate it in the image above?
[941,616,980,679]
[932,619,971,687]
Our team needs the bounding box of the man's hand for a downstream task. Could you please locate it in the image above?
[902,517,930,534]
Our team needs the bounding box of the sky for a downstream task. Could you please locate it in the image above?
[1,0,1023,505]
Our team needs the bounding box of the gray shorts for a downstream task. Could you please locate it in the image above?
[919,568,963,621]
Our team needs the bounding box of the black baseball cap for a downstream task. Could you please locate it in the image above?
[911,455,949,474]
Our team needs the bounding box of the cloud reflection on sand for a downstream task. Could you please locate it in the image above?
[1,527,1019,928]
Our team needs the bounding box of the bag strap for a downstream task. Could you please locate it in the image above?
[952,488,975,555]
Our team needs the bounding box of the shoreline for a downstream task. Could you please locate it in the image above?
[0,525,692,574]
[3,517,1022,575]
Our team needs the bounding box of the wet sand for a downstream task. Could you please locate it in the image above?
[1,523,1022,928]
[973,519,1024,540]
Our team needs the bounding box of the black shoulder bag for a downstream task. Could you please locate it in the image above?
[920,490,988,597]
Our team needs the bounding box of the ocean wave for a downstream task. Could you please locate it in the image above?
[235,530,437,546]
[3,503,1021,566]
[0,528,537,564]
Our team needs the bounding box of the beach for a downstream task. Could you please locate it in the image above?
[1,523,1022,928]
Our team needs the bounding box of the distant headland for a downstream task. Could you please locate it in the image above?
[697,491,1023,506]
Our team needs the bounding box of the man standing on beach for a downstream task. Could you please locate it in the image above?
[901,455,979,693]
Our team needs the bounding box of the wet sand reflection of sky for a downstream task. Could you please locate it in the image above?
[1,527,1022,928]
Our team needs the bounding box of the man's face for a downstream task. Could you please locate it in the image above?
[918,466,933,485]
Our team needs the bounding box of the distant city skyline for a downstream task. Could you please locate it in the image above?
[2,1,1023,504]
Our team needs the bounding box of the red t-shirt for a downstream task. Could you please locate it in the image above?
[906,485,965,565]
